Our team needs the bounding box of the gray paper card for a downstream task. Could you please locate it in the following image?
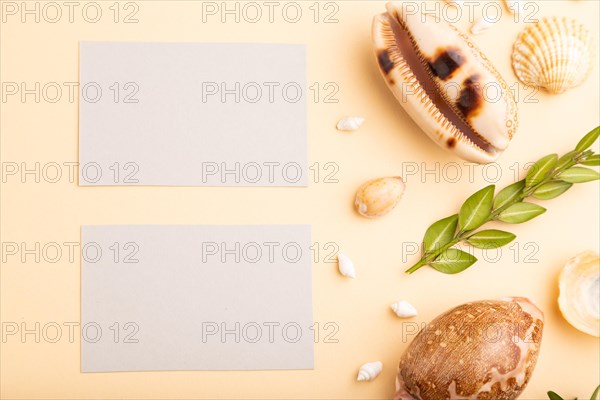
[79,42,307,186]
[81,225,313,372]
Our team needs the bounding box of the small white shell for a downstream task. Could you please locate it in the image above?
[391,300,418,318]
[512,17,594,94]
[504,0,525,14]
[336,116,365,131]
[470,16,495,35]
[337,252,356,278]
[357,361,383,382]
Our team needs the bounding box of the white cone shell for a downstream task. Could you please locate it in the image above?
[391,300,418,318]
[357,361,383,382]
[336,116,365,131]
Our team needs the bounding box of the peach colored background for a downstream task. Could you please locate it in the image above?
[1,1,599,399]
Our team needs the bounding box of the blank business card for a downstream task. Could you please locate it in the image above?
[81,225,313,372]
[79,42,307,186]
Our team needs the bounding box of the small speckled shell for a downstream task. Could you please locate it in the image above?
[512,17,594,94]
[372,3,517,164]
[354,176,405,218]
[394,298,544,400]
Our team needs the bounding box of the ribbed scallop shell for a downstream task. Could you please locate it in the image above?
[512,17,594,94]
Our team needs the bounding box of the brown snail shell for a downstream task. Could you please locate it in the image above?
[394,297,544,400]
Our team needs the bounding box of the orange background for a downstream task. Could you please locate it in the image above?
[1,1,599,399]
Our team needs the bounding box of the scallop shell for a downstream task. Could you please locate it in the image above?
[558,251,600,337]
[357,361,383,382]
[354,176,405,218]
[394,298,544,400]
[391,300,418,318]
[337,252,356,278]
[336,116,365,131]
[512,17,594,94]
[372,3,518,164]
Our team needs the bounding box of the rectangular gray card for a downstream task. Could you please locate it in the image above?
[81,225,313,372]
[79,42,307,186]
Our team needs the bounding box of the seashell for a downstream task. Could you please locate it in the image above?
[357,361,383,382]
[354,176,405,218]
[372,3,518,164]
[512,17,594,94]
[444,0,463,7]
[470,16,496,35]
[504,0,525,14]
[391,300,418,318]
[394,297,544,400]
[337,252,356,278]
[558,251,600,337]
[336,116,365,131]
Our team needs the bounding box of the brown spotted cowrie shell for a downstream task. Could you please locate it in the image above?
[393,298,544,400]
[373,2,518,164]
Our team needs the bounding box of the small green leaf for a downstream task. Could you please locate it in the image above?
[576,126,600,152]
[526,154,558,187]
[459,185,495,231]
[430,248,477,274]
[533,181,573,200]
[493,180,525,210]
[423,214,458,253]
[591,385,600,400]
[555,150,578,171]
[467,230,516,249]
[581,154,600,166]
[559,167,600,183]
[547,391,565,400]
[498,202,546,224]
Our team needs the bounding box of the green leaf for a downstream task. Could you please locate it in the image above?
[591,384,600,400]
[547,391,564,400]
[576,126,600,152]
[423,214,458,253]
[493,180,525,210]
[458,185,495,231]
[498,202,546,224]
[430,248,477,274]
[532,181,573,200]
[467,230,516,249]
[581,154,600,166]
[555,150,578,171]
[526,154,558,188]
[559,167,600,183]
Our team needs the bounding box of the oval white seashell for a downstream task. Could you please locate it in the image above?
[394,298,543,400]
[337,252,356,278]
[391,300,418,318]
[470,16,495,35]
[336,116,365,131]
[372,3,518,164]
[512,17,594,94]
[354,176,405,218]
[558,251,600,337]
[357,361,383,382]
[504,0,525,14]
